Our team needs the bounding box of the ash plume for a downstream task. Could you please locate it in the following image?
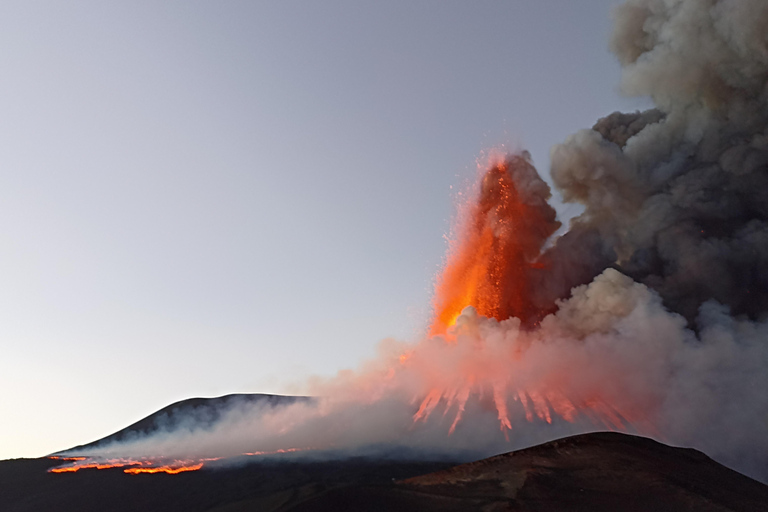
[527,0,768,478]
[53,0,768,485]
[549,0,768,324]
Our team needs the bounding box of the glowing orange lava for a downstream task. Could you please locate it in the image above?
[48,460,142,473]
[124,463,203,474]
[48,457,208,475]
[48,151,655,470]
[49,449,311,476]
[429,153,560,335]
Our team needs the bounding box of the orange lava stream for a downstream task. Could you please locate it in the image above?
[124,463,203,475]
[49,460,142,473]
[49,448,311,476]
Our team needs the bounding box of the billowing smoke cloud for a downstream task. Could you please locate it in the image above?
[538,0,768,477]
[551,0,768,324]
[55,0,768,484]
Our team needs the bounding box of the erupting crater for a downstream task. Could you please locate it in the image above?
[402,152,655,438]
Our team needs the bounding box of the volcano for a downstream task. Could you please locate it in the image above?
[8,0,768,508]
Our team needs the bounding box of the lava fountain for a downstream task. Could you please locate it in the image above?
[430,151,560,335]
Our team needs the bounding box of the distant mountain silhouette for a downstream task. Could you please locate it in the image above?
[59,393,310,453]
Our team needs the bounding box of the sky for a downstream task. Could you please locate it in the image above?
[0,1,652,459]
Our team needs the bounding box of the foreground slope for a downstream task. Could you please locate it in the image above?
[3,431,766,511]
[290,432,768,512]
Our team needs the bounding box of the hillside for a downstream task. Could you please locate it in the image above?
[4,430,767,511]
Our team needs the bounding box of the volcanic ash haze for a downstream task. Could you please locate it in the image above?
[56,0,768,483]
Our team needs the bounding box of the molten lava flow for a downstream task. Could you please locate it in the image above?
[48,459,143,473]
[49,449,312,476]
[430,153,560,335]
[48,456,209,475]
[124,463,203,474]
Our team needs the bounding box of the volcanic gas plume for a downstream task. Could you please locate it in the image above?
[52,0,768,483]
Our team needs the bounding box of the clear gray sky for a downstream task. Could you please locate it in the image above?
[0,1,650,459]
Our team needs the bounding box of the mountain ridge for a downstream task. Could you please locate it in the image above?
[58,393,310,454]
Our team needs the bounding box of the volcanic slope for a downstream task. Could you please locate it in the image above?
[6,431,767,512]
[61,393,309,453]
[291,432,768,512]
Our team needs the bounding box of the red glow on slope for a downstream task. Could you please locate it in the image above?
[49,449,311,475]
[124,463,203,475]
[48,457,208,475]
[48,460,143,473]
